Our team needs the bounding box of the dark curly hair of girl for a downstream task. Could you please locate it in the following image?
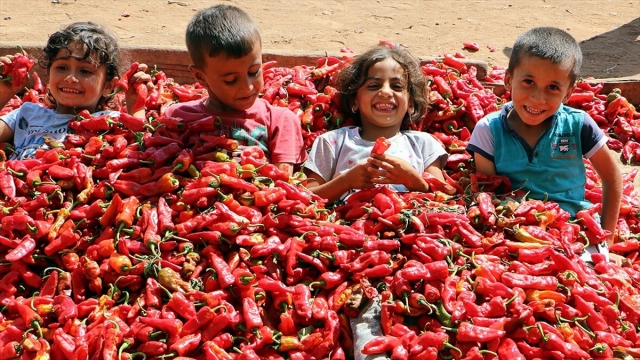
[39,22,120,110]
[336,44,428,129]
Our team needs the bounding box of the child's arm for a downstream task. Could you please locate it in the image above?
[473,153,497,176]
[274,162,294,176]
[305,162,376,203]
[588,145,622,246]
[0,121,14,144]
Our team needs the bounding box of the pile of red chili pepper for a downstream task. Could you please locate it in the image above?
[1,49,640,359]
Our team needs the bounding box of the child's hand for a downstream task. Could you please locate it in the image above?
[0,54,29,98]
[125,63,153,116]
[609,253,627,267]
[343,161,377,190]
[368,154,428,192]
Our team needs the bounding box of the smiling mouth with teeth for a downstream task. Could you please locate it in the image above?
[61,88,81,94]
[374,103,395,110]
[524,105,543,115]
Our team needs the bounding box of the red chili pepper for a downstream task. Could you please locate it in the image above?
[443,53,466,72]
[169,332,201,356]
[116,62,139,91]
[31,71,44,93]
[0,169,16,198]
[287,82,317,96]
[5,236,36,262]
[362,336,401,355]
[371,137,392,155]
[293,283,312,320]
[462,41,480,51]
[210,253,235,288]
[243,296,263,331]
[501,273,558,290]
[132,82,148,114]
[433,76,453,99]
[465,94,485,124]
[139,316,182,338]
[118,112,147,132]
[44,229,79,256]
[1,51,35,87]
[139,172,180,196]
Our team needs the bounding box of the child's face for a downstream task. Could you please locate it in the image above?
[505,55,575,126]
[355,58,412,136]
[48,42,113,114]
[190,39,264,112]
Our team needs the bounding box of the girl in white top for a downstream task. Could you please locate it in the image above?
[0,21,149,159]
[304,44,447,204]
[304,44,447,360]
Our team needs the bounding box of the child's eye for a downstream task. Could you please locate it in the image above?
[224,78,237,85]
[366,82,380,90]
[523,79,534,85]
[249,69,261,77]
[548,84,560,91]
[392,83,406,91]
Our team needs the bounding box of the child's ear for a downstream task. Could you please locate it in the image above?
[504,71,513,91]
[563,85,577,104]
[102,78,116,97]
[189,64,209,89]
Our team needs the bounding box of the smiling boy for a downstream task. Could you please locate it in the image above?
[164,5,306,173]
[468,27,622,263]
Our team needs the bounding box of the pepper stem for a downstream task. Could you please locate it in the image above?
[443,342,463,357]
[117,340,132,360]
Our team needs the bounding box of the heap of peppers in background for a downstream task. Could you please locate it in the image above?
[1,47,640,359]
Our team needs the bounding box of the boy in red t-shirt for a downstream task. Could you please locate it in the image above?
[164,4,306,174]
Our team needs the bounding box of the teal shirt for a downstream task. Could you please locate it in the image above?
[468,102,606,216]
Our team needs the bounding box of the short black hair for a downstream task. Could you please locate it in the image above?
[40,22,120,81]
[508,27,582,84]
[336,45,427,128]
[186,4,261,68]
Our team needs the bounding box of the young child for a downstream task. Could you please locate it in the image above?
[304,44,447,360]
[467,27,623,262]
[163,4,306,174]
[304,45,447,203]
[0,21,149,159]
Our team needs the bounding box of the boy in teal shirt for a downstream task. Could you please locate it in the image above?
[468,27,623,263]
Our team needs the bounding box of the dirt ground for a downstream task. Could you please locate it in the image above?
[1,0,639,80]
[1,0,640,188]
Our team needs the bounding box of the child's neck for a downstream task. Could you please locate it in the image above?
[507,109,552,148]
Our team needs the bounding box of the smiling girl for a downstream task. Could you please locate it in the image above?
[304,44,447,204]
[0,22,149,159]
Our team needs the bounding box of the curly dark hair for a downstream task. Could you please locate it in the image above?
[336,45,428,128]
[40,22,120,110]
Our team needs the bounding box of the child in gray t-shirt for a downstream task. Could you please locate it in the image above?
[304,44,447,359]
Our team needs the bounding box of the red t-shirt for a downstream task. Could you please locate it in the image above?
[164,98,307,165]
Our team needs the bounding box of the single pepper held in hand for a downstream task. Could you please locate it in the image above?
[371,137,391,155]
